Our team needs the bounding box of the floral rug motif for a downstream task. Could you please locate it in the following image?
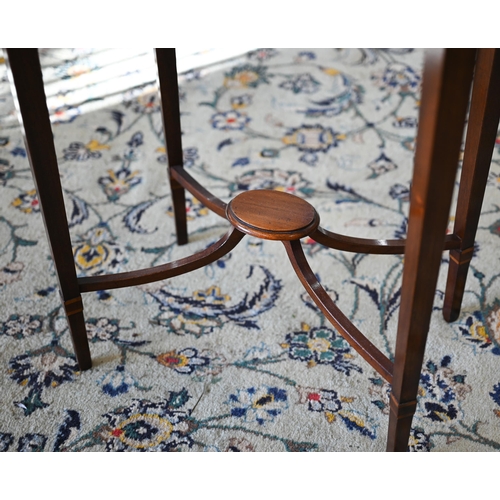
[1,48,500,452]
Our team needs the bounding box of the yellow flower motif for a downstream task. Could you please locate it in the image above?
[321,67,341,76]
[325,411,336,423]
[408,433,419,448]
[107,169,139,187]
[72,226,125,274]
[340,397,354,403]
[307,337,331,353]
[74,243,108,271]
[224,70,260,89]
[193,286,230,305]
[157,351,189,369]
[111,414,173,449]
[434,411,453,422]
[11,189,39,213]
[282,125,342,152]
[231,101,246,110]
[469,321,488,342]
[99,167,141,201]
[86,140,111,152]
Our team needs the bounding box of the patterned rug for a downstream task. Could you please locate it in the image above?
[1,48,500,452]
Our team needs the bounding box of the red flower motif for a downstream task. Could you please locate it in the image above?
[308,392,321,401]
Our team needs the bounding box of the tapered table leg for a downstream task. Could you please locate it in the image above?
[156,48,188,245]
[443,49,500,322]
[387,49,476,451]
[5,49,92,370]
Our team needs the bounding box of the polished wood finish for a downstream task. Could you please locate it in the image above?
[7,47,495,452]
[311,226,461,255]
[387,49,476,451]
[155,49,188,245]
[227,190,320,240]
[443,48,500,322]
[5,49,92,371]
[284,240,394,381]
[171,165,228,218]
[78,228,244,292]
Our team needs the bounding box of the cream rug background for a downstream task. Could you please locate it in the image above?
[1,48,500,452]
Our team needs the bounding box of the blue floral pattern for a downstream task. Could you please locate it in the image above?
[283,324,362,375]
[101,397,193,451]
[1,47,500,451]
[227,386,288,425]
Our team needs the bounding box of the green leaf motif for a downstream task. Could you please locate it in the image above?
[14,389,49,416]
[17,238,37,247]
[167,388,190,409]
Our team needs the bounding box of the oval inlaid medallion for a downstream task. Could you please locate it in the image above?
[226,190,319,240]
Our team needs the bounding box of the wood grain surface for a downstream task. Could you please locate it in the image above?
[226,189,320,240]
